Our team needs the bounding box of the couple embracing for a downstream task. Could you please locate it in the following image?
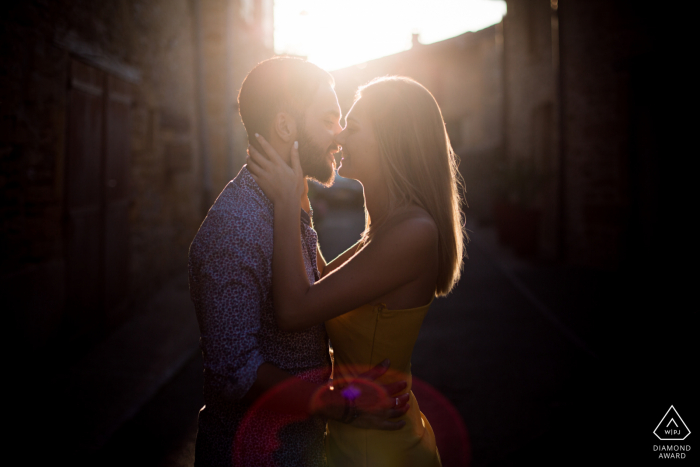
[188,57,465,467]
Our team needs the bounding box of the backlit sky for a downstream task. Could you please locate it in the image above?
[274,0,507,71]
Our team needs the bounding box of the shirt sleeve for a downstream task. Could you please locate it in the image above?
[190,210,271,403]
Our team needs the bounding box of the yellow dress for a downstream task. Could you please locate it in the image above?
[324,299,442,467]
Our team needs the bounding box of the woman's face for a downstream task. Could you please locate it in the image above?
[335,98,383,187]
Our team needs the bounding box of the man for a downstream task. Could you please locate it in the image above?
[188,57,407,467]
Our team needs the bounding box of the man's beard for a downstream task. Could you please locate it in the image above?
[297,126,336,187]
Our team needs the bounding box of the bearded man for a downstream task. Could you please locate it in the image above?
[188,57,404,467]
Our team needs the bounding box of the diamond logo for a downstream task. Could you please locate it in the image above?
[654,405,691,441]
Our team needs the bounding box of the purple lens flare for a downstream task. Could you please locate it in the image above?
[341,384,361,401]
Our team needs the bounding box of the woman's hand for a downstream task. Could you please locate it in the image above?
[246,134,304,206]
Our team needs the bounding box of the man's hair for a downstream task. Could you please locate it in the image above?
[238,57,334,142]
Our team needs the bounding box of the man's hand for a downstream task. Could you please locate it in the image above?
[312,359,410,430]
[349,359,410,430]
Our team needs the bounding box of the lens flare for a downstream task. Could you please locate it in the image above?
[233,365,471,466]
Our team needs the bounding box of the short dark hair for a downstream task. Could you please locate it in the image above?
[238,57,334,142]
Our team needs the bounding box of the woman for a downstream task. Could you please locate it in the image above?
[247,76,465,467]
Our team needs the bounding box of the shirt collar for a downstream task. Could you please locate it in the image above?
[239,166,312,226]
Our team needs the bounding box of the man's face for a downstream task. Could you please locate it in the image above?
[297,82,342,187]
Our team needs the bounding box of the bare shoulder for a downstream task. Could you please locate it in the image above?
[375,206,438,253]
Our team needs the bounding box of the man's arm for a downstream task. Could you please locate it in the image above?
[192,210,272,403]
[241,362,339,417]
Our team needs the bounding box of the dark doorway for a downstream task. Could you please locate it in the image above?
[64,58,131,341]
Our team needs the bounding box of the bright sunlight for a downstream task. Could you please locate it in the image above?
[274,0,507,71]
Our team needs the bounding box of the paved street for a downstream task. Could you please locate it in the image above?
[316,208,606,465]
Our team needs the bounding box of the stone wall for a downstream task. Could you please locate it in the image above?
[503,0,661,268]
[0,0,272,362]
[502,0,560,259]
[557,0,653,268]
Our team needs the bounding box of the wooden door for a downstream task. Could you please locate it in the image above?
[64,59,131,335]
[65,59,104,333]
[103,75,131,322]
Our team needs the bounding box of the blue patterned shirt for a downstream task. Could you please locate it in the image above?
[188,166,330,466]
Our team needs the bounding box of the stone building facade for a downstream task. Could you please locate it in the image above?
[502,0,661,267]
[331,26,504,223]
[0,0,272,366]
[332,0,662,271]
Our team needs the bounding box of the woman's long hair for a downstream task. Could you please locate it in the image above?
[357,76,466,296]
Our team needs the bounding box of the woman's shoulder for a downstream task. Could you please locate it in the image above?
[376,206,438,250]
[391,205,437,228]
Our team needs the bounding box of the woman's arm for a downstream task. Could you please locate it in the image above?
[247,136,437,332]
[274,213,436,330]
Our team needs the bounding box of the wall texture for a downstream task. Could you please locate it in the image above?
[503,0,661,268]
[0,0,272,364]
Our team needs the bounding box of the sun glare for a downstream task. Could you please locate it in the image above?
[274,0,507,71]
